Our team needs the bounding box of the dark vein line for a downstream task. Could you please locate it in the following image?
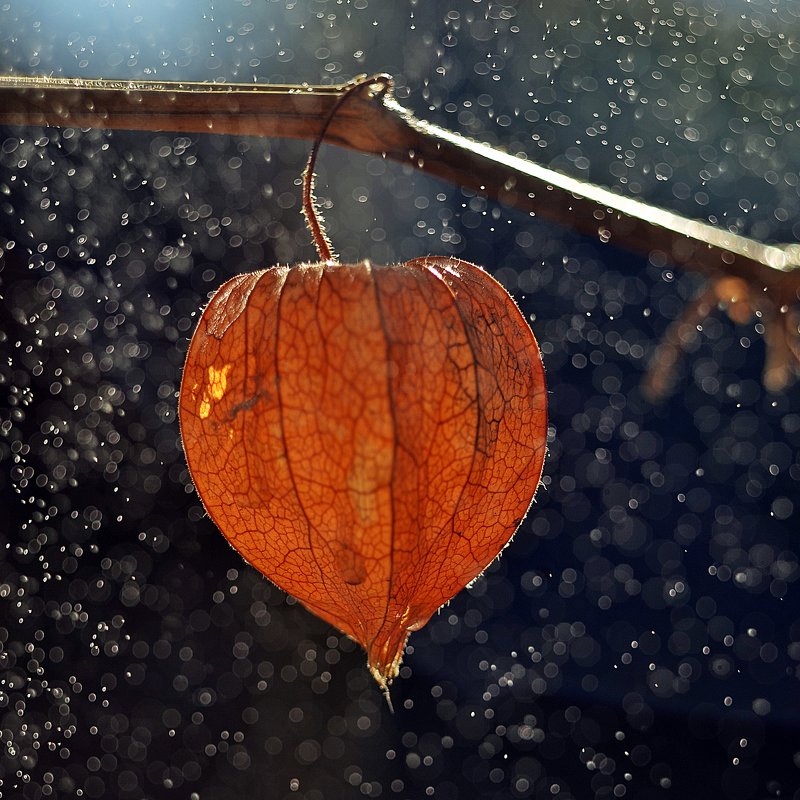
[367,262,399,661]
[409,259,483,591]
[239,273,258,505]
[273,266,331,600]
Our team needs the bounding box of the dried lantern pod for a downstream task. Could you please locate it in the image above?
[179,76,547,691]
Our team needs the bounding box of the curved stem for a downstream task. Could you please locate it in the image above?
[302,74,391,263]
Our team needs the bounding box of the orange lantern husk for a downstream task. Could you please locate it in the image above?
[178,75,547,691]
[179,256,546,688]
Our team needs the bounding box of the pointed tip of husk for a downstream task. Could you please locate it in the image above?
[366,628,410,703]
[369,658,401,691]
[368,648,403,689]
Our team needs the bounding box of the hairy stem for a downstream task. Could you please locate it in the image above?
[302,75,391,263]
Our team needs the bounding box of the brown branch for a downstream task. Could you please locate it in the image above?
[641,285,719,402]
[642,274,800,399]
[1,73,797,292]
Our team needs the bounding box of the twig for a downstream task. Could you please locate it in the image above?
[0,73,797,288]
[641,285,719,402]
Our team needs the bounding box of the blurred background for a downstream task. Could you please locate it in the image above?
[1,0,799,798]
